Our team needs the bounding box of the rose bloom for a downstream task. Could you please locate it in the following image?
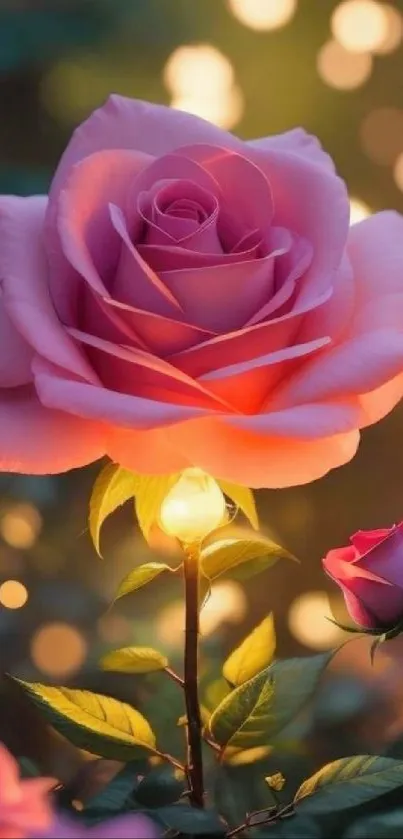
[323,525,403,630]
[0,742,54,839]
[1,97,403,487]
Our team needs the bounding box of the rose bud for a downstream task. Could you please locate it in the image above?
[323,525,403,632]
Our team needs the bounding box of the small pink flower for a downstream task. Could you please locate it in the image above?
[0,742,54,839]
[323,524,403,630]
[2,97,403,487]
[43,814,157,838]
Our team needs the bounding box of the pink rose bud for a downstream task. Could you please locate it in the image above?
[323,524,403,631]
[0,742,54,839]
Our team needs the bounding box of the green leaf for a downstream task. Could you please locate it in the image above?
[89,462,140,555]
[155,804,225,835]
[15,679,156,761]
[258,651,334,740]
[18,757,40,778]
[135,767,185,808]
[209,652,332,754]
[115,562,172,602]
[201,536,293,582]
[100,646,168,674]
[295,756,403,814]
[223,615,276,686]
[134,473,180,540]
[217,480,259,529]
[85,761,142,815]
[344,810,403,838]
[208,667,275,753]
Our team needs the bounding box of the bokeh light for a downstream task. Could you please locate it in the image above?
[227,0,297,31]
[200,581,247,636]
[31,622,87,678]
[373,3,403,54]
[0,503,42,550]
[331,0,388,54]
[97,613,132,644]
[317,40,372,90]
[360,108,403,166]
[288,591,346,650]
[163,44,234,96]
[164,43,243,130]
[0,580,28,609]
[171,86,244,130]
[349,197,372,224]
[393,152,403,192]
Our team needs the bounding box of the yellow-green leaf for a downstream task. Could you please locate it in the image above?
[101,646,168,674]
[208,668,275,754]
[89,463,140,555]
[201,536,292,581]
[115,562,172,602]
[217,480,259,530]
[295,756,403,814]
[135,473,181,541]
[223,615,276,686]
[15,679,156,761]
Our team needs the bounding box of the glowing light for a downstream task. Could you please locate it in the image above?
[331,0,388,53]
[227,0,297,31]
[163,44,234,97]
[0,504,42,549]
[288,591,345,650]
[349,197,372,224]
[31,622,87,678]
[200,580,247,636]
[171,85,244,130]
[393,152,403,192]
[317,40,372,89]
[360,108,403,165]
[373,4,403,54]
[159,469,226,543]
[0,580,28,609]
[164,43,243,130]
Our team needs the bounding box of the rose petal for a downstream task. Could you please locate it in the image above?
[176,144,274,232]
[0,385,106,474]
[67,327,231,411]
[0,744,20,804]
[54,150,151,316]
[0,292,32,387]
[0,196,95,383]
[101,296,215,355]
[165,417,360,488]
[159,231,290,333]
[351,529,393,555]
[170,288,331,378]
[107,426,190,474]
[110,203,181,317]
[228,400,361,438]
[48,95,243,212]
[247,128,336,172]
[244,145,349,291]
[34,357,218,430]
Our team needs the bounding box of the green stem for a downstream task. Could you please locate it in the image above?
[183,544,205,808]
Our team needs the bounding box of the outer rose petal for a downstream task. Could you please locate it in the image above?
[0,294,32,387]
[48,95,243,212]
[247,128,336,172]
[164,418,360,488]
[0,386,106,474]
[0,196,96,383]
[106,426,190,474]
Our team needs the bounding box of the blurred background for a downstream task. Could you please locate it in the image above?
[1,0,403,790]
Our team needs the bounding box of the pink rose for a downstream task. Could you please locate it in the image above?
[323,525,403,630]
[0,742,54,838]
[1,96,403,487]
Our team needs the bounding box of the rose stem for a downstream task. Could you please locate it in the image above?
[183,543,205,808]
